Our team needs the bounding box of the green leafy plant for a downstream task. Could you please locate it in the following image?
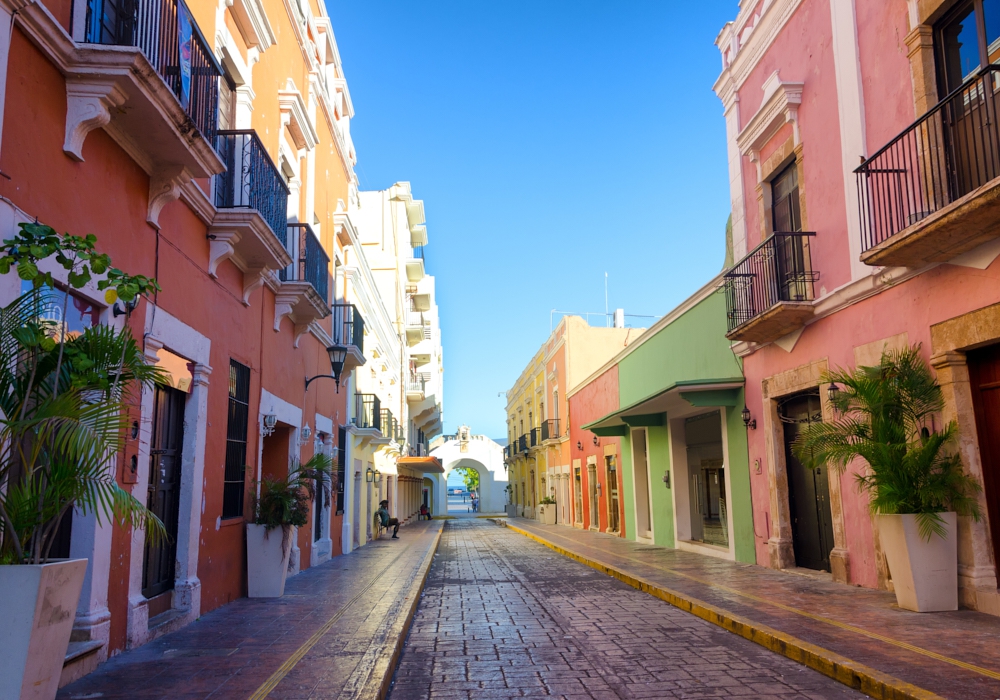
[539,496,556,505]
[251,454,333,531]
[793,345,981,541]
[454,466,479,493]
[0,224,165,565]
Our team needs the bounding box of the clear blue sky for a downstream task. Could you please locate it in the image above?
[331,2,737,439]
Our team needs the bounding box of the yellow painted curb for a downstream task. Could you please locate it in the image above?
[504,522,941,700]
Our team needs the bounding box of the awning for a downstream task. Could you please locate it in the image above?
[396,456,444,473]
[583,377,745,435]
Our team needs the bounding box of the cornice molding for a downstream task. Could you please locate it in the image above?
[278,83,318,151]
[714,0,804,99]
[226,0,276,52]
[736,71,803,158]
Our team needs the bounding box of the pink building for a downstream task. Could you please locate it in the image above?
[716,0,1000,615]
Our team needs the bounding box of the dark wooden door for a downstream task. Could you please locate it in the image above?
[966,345,1000,564]
[781,392,836,571]
[143,386,185,598]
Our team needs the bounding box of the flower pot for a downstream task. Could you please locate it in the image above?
[505,504,517,518]
[246,524,292,598]
[0,558,88,700]
[877,512,958,612]
[538,504,556,525]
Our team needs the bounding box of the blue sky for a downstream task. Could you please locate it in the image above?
[332,2,737,439]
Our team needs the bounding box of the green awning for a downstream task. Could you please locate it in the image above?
[582,377,744,433]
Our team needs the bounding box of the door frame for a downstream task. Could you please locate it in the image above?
[629,428,655,544]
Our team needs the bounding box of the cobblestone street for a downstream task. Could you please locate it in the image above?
[389,520,865,699]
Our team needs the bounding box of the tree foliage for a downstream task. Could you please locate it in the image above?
[793,345,981,540]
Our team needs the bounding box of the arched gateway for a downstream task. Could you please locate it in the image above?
[429,427,508,516]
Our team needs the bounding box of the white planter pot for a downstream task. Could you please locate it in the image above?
[0,559,88,700]
[246,524,292,598]
[505,504,517,518]
[877,512,958,612]
[538,505,556,525]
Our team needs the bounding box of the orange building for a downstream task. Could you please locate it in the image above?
[0,0,369,679]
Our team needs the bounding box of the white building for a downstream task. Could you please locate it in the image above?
[429,427,508,515]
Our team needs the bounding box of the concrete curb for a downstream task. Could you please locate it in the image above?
[363,521,445,700]
[504,521,942,700]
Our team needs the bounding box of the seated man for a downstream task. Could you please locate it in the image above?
[376,500,399,539]
[419,503,432,520]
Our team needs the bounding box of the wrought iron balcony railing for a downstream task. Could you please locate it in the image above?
[530,427,540,447]
[380,408,396,441]
[331,303,364,354]
[724,232,817,334]
[517,434,528,454]
[407,374,426,394]
[541,419,560,441]
[215,130,289,240]
[280,224,329,304]
[353,393,380,431]
[856,65,1000,254]
[85,0,222,141]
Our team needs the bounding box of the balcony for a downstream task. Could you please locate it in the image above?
[541,419,560,442]
[380,408,397,444]
[407,373,428,401]
[331,303,365,373]
[352,393,381,433]
[857,66,1000,267]
[517,435,528,455]
[405,310,427,347]
[406,246,425,283]
[530,427,541,449]
[275,224,331,343]
[209,130,291,302]
[724,233,817,344]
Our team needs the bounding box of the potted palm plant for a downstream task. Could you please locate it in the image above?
[247,454,332,597]
[0,223,164,700]
[794,345,981,612]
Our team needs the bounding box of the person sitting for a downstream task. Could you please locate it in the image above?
[419,504,432,520]
[376,500,400,538]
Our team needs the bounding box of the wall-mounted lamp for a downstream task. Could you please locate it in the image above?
[366,466,375,483]
[592,435,599,446]
[112,296,139,318]
[305,345,349,393]
[576,441,582,451]
[262,413,278,437]
[300,424,312,444]
[741,406,756,430]
[827,381,840,405]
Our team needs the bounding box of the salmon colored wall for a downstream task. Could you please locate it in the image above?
[569,366,623,533]
[856,0,915,153]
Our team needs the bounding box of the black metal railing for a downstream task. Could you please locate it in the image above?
[541,419,560,441]
[530,427,540,447]
[408,443,428,457]
[856,66,1000,252]
[84,0,222,141]
[280,224,329,305]
[380,408,395,440]
[215,130,289,242]
[353,393,380,431]
[517,434,528,454]
[330,303,364,353]
[724,232,817,333]
[407,374,426,394]
[503,445,510,461]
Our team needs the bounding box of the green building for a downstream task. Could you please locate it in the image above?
[576,277,755,563]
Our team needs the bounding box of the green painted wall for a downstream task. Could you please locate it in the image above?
[609,289,756,564]
[617,291,742,408]
[647,424,675,547]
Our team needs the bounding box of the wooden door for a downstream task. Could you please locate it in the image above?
[142,386,185,598]
[966,345,1000,564]
[781,392,835,572]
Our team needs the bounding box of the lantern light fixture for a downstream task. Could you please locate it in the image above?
[366,466,375,483]
[576,441,582,451]
[305,345,349,393]
[827,381,840,405]
[262,413,278,437]
[592,435,599,446]
[300,424,312,443]
[741,406,756,430]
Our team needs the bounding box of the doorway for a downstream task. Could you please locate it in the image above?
[686,411,728,547]
[606,455,620,533]
[967,345,1000,567]
[353,461,362,548]
[780,391,835,571]
[631,429,653,539]
[574,466,583,524]
[142,386,186,599]
[587,462,599,529]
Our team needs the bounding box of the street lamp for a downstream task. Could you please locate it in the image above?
[305,345,349,393]
[827,381,840,405]
[741,406,756,430]
[366,466,375,483]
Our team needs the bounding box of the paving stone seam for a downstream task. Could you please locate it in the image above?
[246,531,427,700]
[500,520,943,700]
[355,521,444,700]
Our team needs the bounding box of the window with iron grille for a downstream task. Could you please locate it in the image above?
[336,426,347,514]
[222,360,250,519]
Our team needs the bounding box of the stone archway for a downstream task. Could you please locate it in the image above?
[430,432,508,516]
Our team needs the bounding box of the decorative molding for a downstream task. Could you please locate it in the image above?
[273,292,297,332]
[147,166,193,229]
[63,79,127,161]
[736,71,803,159]
[278,83,318,151]
[208,232,238,278]
[178,179,217,226]
[714,0,804,98]
[226,0,276,51]
[242,266,267,305]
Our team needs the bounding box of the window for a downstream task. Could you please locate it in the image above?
[937,0,1000,94]
[771,161,801,233]
[336,426,347,514]
[552,390,559,421]
[222,360,251,519]
[20,281,100,339]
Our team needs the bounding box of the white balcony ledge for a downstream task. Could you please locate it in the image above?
[274,282,330,346]
[405,257,425,283]
[208,209,292,305]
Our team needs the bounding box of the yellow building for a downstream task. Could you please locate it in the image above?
[505,348,547,518]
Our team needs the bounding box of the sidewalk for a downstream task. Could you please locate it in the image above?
[501,518,1000,700]
[58,520,443,700]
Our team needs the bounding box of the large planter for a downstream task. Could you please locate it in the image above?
[505,504,517,518]
[538,504,556,525]
[878,512,958,612]
[0,558,88,700]
[246,524,292,598]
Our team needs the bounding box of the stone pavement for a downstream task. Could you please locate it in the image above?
[58,520,443,700]
[389,519,865,699]
[502,518,1000,700]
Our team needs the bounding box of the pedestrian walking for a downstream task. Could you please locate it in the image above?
[376,500,400,538]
